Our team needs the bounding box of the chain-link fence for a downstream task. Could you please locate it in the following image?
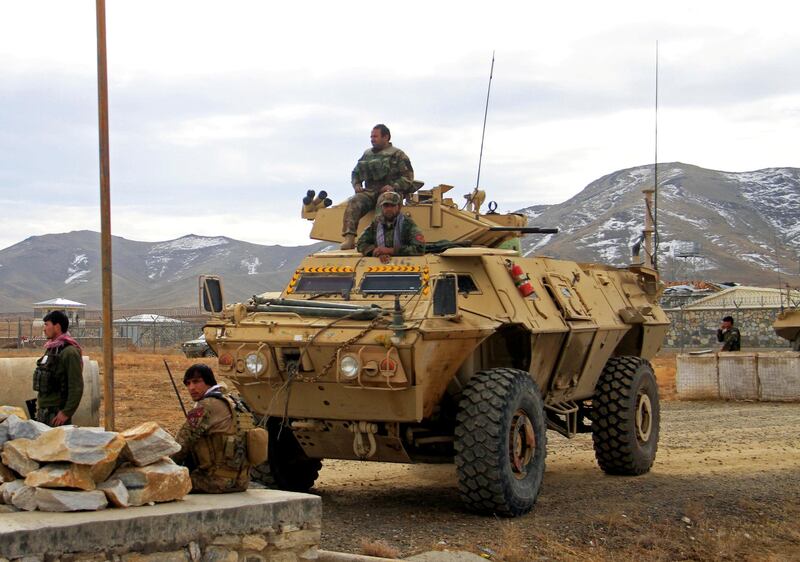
[0,308,207,350]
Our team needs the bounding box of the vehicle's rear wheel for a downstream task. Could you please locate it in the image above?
[591,356,660,475]
[454,368,547,517]
[250,419,322,492]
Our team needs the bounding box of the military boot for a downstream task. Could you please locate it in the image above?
[341,234,356,250]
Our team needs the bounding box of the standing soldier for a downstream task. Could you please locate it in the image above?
[171,364,254,493]
[33,310,83,426]
[341,124,415,250]
[717,315,742,351]
[357,191,425,262]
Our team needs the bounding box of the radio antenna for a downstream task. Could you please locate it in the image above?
[653,40,660,271]
[475,51,495,190]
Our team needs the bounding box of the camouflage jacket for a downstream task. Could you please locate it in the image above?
[172,390,242,471]
[351,144,415,194]
[717,327,741,351]
[357,213,425,256]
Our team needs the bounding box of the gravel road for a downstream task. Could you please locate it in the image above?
[314,401,800,560]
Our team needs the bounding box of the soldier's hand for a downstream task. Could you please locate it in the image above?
[51,411,69,426]
[380,185,392,193]
[354,184,365,193]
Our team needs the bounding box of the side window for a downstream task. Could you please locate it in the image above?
[456,274,480,295]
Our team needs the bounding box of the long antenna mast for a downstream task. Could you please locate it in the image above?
[653,40,660,271]
[475,51,495,189]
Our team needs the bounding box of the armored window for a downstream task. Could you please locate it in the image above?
[360,273,422,294]
[294,275,354,295]
[456,274,479,294]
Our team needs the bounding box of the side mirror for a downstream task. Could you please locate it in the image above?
[432,274,458,317]
[200,275,224,314]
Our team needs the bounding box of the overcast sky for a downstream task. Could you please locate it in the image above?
[1,1,798,250]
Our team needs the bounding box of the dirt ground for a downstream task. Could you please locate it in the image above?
[3,349,799,560]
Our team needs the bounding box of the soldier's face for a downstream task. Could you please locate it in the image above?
[185,376,211,401]
[381,203,399,221]
[43,320,62,340]
[370,129,389,150]
[721,320,732,330]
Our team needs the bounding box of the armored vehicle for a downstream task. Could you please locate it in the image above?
[774,309,800,350]
[199,184,670,516]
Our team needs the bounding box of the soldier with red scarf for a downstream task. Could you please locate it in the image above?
[33,310,83,426]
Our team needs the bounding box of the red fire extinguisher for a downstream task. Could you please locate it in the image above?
[505,260,535,297]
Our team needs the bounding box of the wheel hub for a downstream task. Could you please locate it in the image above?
[635,392,653,443]
[509,409,536,478]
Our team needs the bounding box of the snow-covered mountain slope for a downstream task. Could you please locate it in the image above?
[519,163,799,285]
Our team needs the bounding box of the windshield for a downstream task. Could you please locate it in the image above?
[294,275,355,295]
[360,273,422,295]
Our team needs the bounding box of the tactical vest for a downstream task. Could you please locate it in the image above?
[32,344,70,395]
[194,394,261,478]
[357,147,400,187]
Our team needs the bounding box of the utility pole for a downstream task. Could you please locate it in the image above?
[95,0,115,430]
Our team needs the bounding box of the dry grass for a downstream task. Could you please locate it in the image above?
[359,539,400,558]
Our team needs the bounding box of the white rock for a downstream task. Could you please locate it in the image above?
[2,415,50,441]
[112,459,191,506]
[35,488,108,512]
[10,484,38,511]
[0,406,28,423]
[121,422,182,467]
[98,478,130,508]
[26,426,125,466]
[1,439,40,476]
[1,480,25,504]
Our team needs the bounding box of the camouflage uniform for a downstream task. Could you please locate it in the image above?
[33,344,83,426]
[357,211,425,257]
[717,326,741,351]
[172,390,251,493]
[342,144,415,236]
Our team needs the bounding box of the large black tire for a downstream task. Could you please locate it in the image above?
[251,420,322,492]
[591,356,660,475]
[454,368,547,517]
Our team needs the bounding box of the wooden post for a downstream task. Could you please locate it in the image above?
[95,0,115,430]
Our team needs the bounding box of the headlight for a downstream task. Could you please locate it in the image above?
[339,355,360,380]
[244,352,267,376]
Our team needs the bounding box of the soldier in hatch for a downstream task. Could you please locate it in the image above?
[341,124,416,250]
[171,364,253,493]
[33,310,84,426]
[357,191,425,263]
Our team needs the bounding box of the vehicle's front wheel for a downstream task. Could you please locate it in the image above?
[591,356,660,475]
[251,419,322,492]
[454,368,547,517]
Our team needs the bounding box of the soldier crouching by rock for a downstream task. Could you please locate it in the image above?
[171,364,266,493]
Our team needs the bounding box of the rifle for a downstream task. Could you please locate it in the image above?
[163,359,188,420]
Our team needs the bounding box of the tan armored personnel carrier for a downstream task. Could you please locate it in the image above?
[774,309,800,350]
[199,184,670,516]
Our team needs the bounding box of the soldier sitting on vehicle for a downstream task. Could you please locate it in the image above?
[341,124,416,250]
[171,364,261,493]
[357,191,425,263]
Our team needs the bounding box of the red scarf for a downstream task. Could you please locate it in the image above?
[44,332,84,366]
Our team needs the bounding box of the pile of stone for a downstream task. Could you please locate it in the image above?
[0,405,191,512]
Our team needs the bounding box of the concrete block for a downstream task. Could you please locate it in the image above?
[676,354,718,399]
[718,353,758,400]
[0,490,321,560]
[758,352,800,401]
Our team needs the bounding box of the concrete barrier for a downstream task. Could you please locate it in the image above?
[0,490,320,561]
[676,354,719,399]
[0,357,101,426]
[718,353,759,400]
[677,352,800,402]
[758,352,800,402]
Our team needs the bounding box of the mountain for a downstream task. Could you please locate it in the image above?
[0,232,326,312]
[519,163,800,285]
